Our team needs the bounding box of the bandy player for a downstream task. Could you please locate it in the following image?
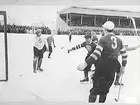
[46,30,56,58]
[68,30,72,43]
[77,21,128,103]
[33,29,48,73]
[68,32,97,83]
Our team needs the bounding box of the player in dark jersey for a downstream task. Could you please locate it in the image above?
[92,30,140,86]
[68,32,96,83]
[77,21,128,103]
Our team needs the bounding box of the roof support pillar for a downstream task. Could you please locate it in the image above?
[94,16,96,26]
[66,13,68,25]
[80,15,83,25]
[118,17,120,27]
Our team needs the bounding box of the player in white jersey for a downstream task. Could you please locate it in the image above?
[33,29,48,73]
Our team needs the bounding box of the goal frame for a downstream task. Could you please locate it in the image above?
[0,11,8,82]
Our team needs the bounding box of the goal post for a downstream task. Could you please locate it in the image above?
[0,11,8,81]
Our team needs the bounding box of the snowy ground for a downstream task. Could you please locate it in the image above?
[0,33,140,104]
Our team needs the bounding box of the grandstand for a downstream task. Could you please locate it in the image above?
[56,6,140,35]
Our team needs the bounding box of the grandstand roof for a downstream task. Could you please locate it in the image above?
[58,6,140,18]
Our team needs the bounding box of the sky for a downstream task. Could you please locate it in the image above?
[0,5,66,29]
[0,5,140,29]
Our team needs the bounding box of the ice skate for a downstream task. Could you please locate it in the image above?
[114,81,124,86]
[80,77,89,83]
[37,66,44,72]
[33,69,37,73]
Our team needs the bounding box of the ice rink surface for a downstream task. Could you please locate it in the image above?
[0,33,140,104]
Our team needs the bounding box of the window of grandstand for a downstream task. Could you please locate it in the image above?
[60,14,67,22]
[82,14,94,26]
[96,15,107,27]
[135,18,140,28]
[120,17,130,28]
[71,13,81,26]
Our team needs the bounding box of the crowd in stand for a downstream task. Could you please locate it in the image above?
[0,22,140,36]
[57,28,91,35]
[57,28,140,36]
[0,24,51,34]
